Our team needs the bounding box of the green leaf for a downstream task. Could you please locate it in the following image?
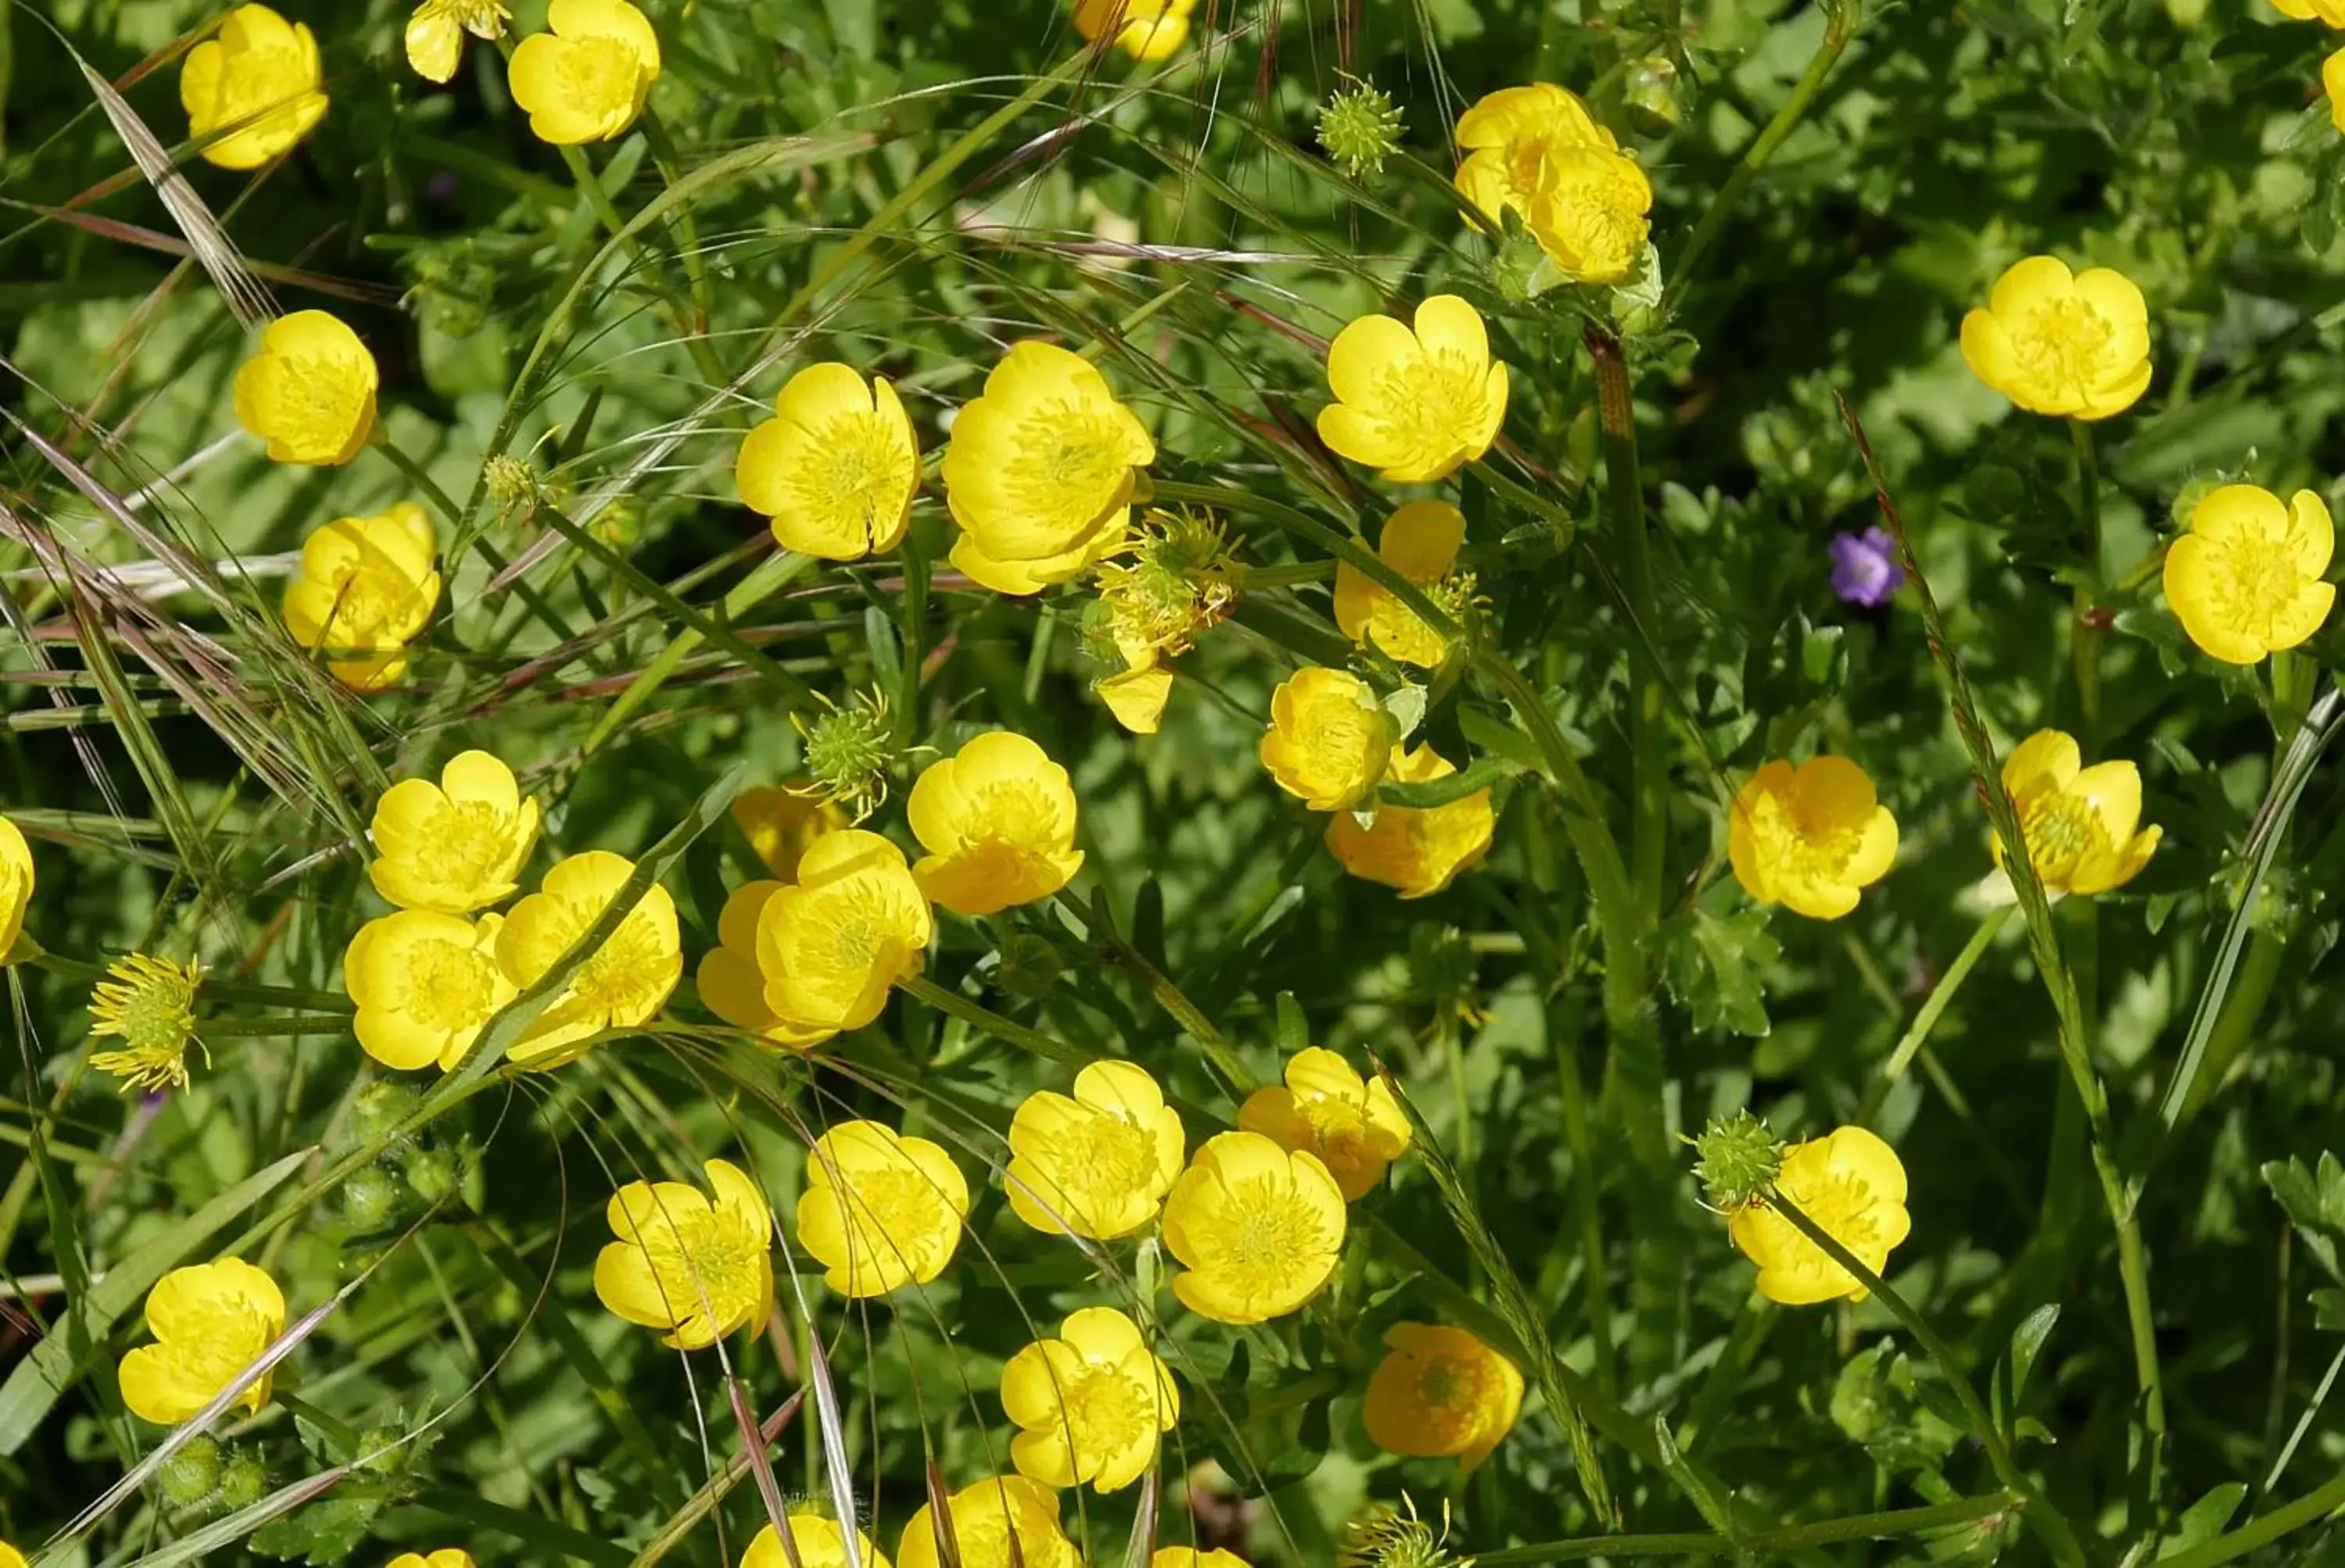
[249,1495,382,1564]
[2010,1304,2060,1403]
[1657,907,1781,1038]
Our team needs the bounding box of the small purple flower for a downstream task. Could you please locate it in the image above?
[1829,526,1904,608]
[426,171,460,203]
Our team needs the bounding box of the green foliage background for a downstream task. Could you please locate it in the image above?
[7,0,2345,1563]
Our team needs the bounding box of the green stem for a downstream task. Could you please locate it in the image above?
[2069,418,2104,736]
[2182,926,2287,1120]
[1051,893,1256,1097]
[2155,1469,2345,1568]
[1860,905,2013,1122]
[1477,1492,2021,1563]
[1548,993,1616,1399]
[896,973,1087,1067]
[1586,329,1667,930]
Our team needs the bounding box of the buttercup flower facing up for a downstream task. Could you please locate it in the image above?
[754,831,933,1033]
[0,814,32,959]
[1318,296,1509,484]
[898,1477,1079,1568]
[1362,1323,1524,1462]
[119,1259,285,1424]
[181,5,327,170]
[369,750,543,914]
[595,1158,775,1348]
[745,1515,893,1568]
[737,363,920,560]
[1325,745,1495,900]
[509,0,662,144]
[797,1120,968,1298]
[1071,0,1198,60]
[1995,730,2161,897]
[1261,668,1394,812]
[943,342,1157,595]
[346,911,515,1072]
[1239,1047,1412,1201]
[1960,256,2152,421]
[388,1552,478,1568]
[908,732,1085,915]
[495,851,682,1063]
[1002,1307,1180,1493]
[88,954,206,1094]
[1727,1126,1911,1305]
[1335,501,1475,668]
[1727,757,1899,921]
[731,785,848,881]
[1163,1131,1348,1324]
[234,311,378,467]
[696,882,831,1051]
[2164,484,2336,664]
[1829,526,1905,609]
[283,504,441,691]
[1006,1060,1185,1238]
[406,0,510,83]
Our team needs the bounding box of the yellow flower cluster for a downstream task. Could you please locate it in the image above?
[508,0,663,145]
[1452,83,1654,285]
[118,1258,285,1425]
[2163,484,2335,665]
[797,1120,970,1298]
[1006,1060,1185,1238]
[737,364,922,560]
[1318,296,1509,485]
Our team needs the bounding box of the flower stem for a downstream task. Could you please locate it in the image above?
[1860,905,2013,1123]
[1049,891,1256,1098]
[895,972,1087,1067]
[1585,328,1667,933]
[1477,1491,2021,1563]
[2069,417,2104,736]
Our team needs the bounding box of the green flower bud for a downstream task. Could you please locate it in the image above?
[793,687,899,823]
[349,1080,417,1147]
[157,1434,222,1509]
[1692,1110,1784,1213]
[404,1145,458,1205]
[1317,80,1406,181]
[342,1165,402,1230]
[218,1454,269,1511]
[356,1425,408,1477]
[1624,55,1682,130]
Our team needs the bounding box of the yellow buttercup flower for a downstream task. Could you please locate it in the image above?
[1452,84,1652,283]
[731,785,849,880]
[234,311,378,467]
[1162,1130,1348,1324]
[943,342,1157,595]
[282,504,440,692]
[494,851,682,1063]
[1960,256,2152,421]
[2,1546,29,1568]
[1072,0,1198,59]
[1452,82,1609,227]
[2329,48,2345,133]
[2279,0,2345,24]
[388,1552,477,1568]
[754,830,933,1033]
[0,813,34,960]
[88,954,206,1094]
[509,0,662,145]
[1993,729,2161,898]
[594,1158,775,1348]
[1006,1060,1185,1239]
[345,911,515,1072]
[369,750,543,914]
[1325,745,1495,900]
[1097,663,1175,734]
[406,0,510,83]
[181,5,327,170]
[1238,1047,1412,1201]
[797,1119,968,1298]
[1001,1307,1180,1493]
[1154,1553,1248,1568]
[1260,668,1393,812]
[118,1258,285,1424]
[898,1477,1079,1568]
[1086,507,1242,734]
[2163,483,2336,664]
[1318,295,1509,484]
[746,1514,893,1568]
[1727,1126,1911,1305]
[1362,1323,1524,1462]
[1334,502,1472,668]
[737,363,921,560]
[908,732,1086,915]
[1727,757,1899,921]
[696,881,833,1051]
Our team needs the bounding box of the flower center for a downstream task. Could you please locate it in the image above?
[1745,788,1866,887]
[637,1208,762,1323]
[2204,533,2307,639]
[1056,1363,1157,1455]
[1005,401,1130,527]
[557,34,643,114]
[1298,703,1379,774]
[1058,1112,1162,1208]
[2010,298,2114,397]
[400,936,496,1032]
[571,913,668,1012]
[161,1300,275,1391]
[410,798,516,891]
[276,355,369,449]
[2019,789,2106,880]
[1369,352,1486,474]
[836,1165,950,1268]
[794,412,912,549]
[1538,156,1645,269]
[964,779,1064,851]
[1412,1351,1502,1439]
[1200,1176,1330,1298]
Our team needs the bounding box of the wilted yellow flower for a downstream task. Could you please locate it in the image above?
[1072,0,1197,59]
[1326,745,1494,899]
[1960,256,2152,421]
[119,1258,284,1424]
[88,954,206,1094]
[283,504,440,692]
[796,1120,968,1298]
[908,732,1085,915]
[406,0,510,83]
[1362,1323,1523,1462]
[345,911,514,1072]
[2163,483,2336,664]
[595,1158,775,1348]
[1007,1060,1185,1238]
[898,1477,1079,1568]
[509,0,662,145]
[1260,668,1393,812]
[0,814,33,960]
[1994,730,2161,898]
[696,882,832,1050]
[746,1516,892,1568]
[1727,757,1899,921]
[495,851,682,1063]
[1727,1126,1911,1305]
[1238,1047,1412,1201]
[1001,1307,1180,1492]
[370,750,543,914]
[737,363,921,560]
[234,311,378,466]
[1335,501,1473,668]
[1087,507,1242,734]
[943,342,1157,595]
[1097,663,1175,734]
[731,785,849,880]
[1163,1131,1347,1324]
[181,5,327,170]
[754,831,933,1033]
[1318,296,1509,484]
